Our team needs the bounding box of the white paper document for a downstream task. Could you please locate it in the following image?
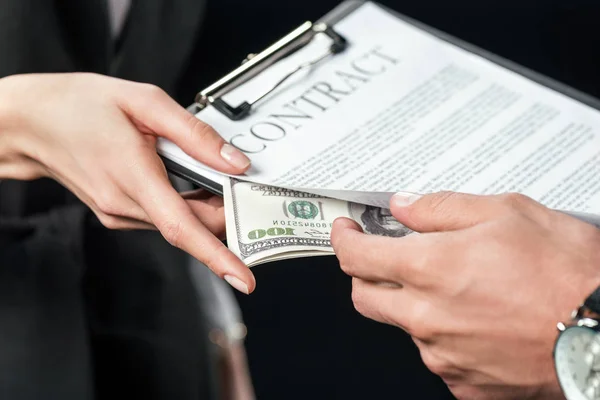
[158,2,600,213]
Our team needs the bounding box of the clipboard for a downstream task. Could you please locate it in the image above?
[161,0,600,197]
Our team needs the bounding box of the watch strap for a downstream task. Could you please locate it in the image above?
[584,286,600,315]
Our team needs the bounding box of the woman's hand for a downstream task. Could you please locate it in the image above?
[0,72,255,294]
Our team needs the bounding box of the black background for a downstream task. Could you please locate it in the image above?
[177,1,600,399]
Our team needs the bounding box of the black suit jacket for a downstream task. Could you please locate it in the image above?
[0,1,219,399]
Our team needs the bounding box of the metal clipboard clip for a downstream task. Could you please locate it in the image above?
[192,22,348,121]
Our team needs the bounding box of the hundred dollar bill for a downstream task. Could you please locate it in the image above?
[224,178,411,267]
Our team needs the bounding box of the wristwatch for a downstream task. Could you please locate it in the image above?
[554,287,600,399]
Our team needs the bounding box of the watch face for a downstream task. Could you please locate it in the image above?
[555,326,600,400]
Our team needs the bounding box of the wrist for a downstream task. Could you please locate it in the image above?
[0,75,24,152]
[0,74,46,180]
[558,262,600,324]
[552,267,600,400]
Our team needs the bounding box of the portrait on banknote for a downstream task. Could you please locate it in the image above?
[349,204,411,238]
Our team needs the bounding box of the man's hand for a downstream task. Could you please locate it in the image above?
[331,191,600,399]
[0,73,254,294]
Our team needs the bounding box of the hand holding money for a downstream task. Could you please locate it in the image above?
[224,178,411,267]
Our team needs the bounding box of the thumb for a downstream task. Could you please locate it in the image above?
[118,81,251,174]
[389,191,535,233]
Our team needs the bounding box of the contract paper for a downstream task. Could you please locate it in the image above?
[158,2,600,213]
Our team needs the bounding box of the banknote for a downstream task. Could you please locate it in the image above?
[224,178,411,267]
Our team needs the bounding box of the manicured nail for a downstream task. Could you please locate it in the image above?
[392,192,422,207]
[224,275,249,295]
[221,143,251,170]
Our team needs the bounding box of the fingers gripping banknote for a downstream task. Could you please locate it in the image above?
[224,178,411,267]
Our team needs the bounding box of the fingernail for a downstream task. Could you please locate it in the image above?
[220,143,251,170]
[392,192,422,207]
[224,275,249,295]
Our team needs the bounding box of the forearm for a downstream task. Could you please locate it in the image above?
[0,75,45,181]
